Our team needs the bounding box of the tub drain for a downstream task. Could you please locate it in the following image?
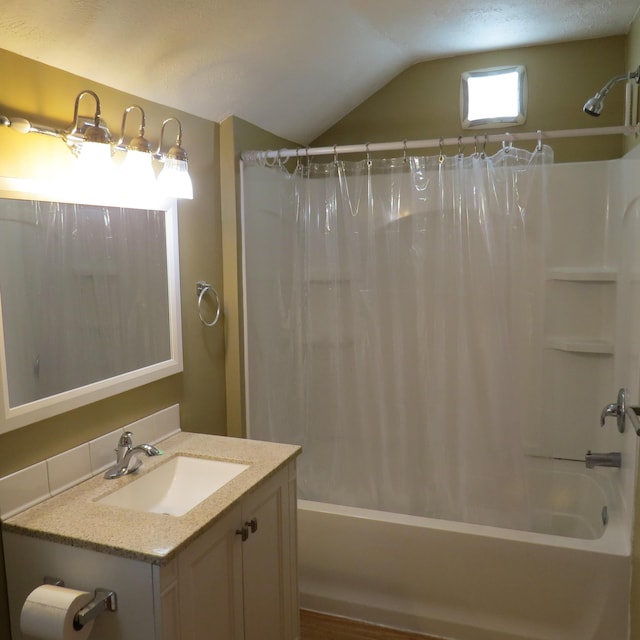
[601,505,608,527]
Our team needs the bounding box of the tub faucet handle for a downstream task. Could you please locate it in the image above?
[600,402,619,428]
[600,388,640,435]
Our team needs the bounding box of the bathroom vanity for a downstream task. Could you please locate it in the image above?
[2,432,301,640]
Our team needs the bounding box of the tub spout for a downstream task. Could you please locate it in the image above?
[584,451,621,469]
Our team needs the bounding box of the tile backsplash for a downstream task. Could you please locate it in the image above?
[0,405,181,520]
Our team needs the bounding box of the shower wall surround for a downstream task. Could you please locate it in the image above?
[541,156,640,525]
[541,161,620,459]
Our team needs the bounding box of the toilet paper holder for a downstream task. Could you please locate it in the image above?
[43,577,118,629]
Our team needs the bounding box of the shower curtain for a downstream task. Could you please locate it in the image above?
[243,144,553,530]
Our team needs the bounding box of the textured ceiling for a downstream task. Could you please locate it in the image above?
[1,0,639,143]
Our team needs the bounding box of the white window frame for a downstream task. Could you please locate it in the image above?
[460,65,527,129]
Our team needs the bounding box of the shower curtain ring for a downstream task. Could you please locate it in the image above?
[473,136,479,157]
[438,138,445,164]
[402,139,408,163]
[333,145,339,166]
[366,142,372,167]
[536,130,543,152]
[457,136,463,156]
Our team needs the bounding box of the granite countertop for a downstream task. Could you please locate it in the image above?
[3,432,300,564]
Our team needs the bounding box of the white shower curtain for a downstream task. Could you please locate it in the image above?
[243,144,552,529]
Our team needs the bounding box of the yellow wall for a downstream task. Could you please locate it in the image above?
[625,9,640,155]
[314,36,628,163]
[0,48,227,639]
[220,116,294,437]
[0,48,227,473]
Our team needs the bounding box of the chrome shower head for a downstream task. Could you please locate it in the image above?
[583,65,640,117]
[583,92,606,117]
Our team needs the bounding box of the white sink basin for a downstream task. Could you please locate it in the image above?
[97,455,250,517]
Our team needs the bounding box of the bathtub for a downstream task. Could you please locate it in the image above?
[297,460,632,640]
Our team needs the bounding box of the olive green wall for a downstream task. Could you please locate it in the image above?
[314,36,628,163]
[220,116,294,437]
[625,9,640,155]
[0,48,227,471]
[0,46,227,640]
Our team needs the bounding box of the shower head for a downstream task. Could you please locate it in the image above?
[583,65,640,116]
[583,92,607,117]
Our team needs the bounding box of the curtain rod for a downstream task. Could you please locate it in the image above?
[241,124,639,163]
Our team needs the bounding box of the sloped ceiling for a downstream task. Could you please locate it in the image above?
[1,0,639,143]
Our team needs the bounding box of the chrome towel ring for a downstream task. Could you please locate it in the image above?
[196,281,222,327]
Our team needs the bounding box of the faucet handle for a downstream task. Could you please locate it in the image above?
[115,431,134,464]
[118,431,134,448]
[599,388,640,435]
[600,402,619,428]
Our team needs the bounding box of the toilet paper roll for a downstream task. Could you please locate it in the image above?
[20,584,95,640]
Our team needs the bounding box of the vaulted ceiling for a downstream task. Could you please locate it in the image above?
[1,0,638,143]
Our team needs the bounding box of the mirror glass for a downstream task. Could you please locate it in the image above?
[0,178,182,433]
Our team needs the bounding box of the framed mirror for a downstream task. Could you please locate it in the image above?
[0,177,182,433]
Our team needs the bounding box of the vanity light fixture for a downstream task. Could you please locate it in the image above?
[0,90,194,200]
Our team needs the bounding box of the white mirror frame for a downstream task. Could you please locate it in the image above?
[0,177,183,433]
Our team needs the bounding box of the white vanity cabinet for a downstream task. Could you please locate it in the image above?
[158,463,298,640]
[3,453,299,640]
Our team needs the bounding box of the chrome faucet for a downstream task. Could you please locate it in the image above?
[584,450,621,469]
[104,431,162,479]
[600,388,640,434]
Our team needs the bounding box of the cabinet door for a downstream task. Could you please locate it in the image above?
[241,465,296,640]
[178,504,244,639]
[157,559,180,640]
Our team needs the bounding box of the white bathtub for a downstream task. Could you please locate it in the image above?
[297,461,632,640]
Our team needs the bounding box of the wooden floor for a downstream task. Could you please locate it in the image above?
[300,610,440,640]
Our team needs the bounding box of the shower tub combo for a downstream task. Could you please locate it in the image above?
[242,151,640,640]
[297,459,631,640]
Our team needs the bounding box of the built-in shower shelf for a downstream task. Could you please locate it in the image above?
[546,267,617,282]
[545,336,613,354]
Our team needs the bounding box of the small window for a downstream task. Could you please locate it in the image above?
[461,66,527,129]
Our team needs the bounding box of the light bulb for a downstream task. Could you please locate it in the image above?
[120,149,157,200]
[157,157,193,200]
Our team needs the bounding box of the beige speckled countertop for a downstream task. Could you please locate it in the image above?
[3,432,300,564]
